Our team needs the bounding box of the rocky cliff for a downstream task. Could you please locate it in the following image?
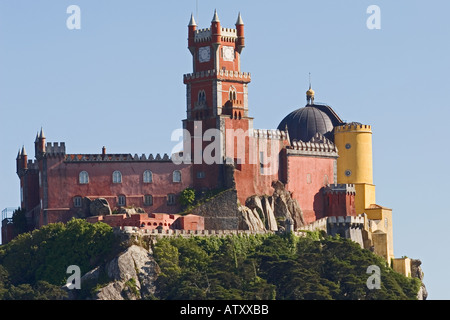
[65,245,160,300]
[239,181,305,232]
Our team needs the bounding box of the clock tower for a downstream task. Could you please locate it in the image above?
[183,10,252,190]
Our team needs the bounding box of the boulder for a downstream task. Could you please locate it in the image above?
[238,181,305,232]
[117,207,146,217]
[89,198,112,216]
[411,259,428,300]
[238,205,265,231]
[69,245,160,300]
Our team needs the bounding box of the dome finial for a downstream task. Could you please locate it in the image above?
[306,73,315,105]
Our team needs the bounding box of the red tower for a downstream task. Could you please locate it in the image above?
[183,11,252,190]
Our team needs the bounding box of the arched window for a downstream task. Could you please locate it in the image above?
[144,194,153,206]
[143,170,153,183]
[113,170,122,183]
[173,170,181,183]
[198,90,206,103]
[79,171,89,184]
[229,87,237,101]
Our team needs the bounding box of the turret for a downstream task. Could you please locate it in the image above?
[187,13,197,53]
[16,146,28,177]
[235,12,245,53]
[34,127,46,159]
[211,9,221,44]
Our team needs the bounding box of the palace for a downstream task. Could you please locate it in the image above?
[3,11,406,273]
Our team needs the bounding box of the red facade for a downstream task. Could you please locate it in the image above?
[8,12,356,239]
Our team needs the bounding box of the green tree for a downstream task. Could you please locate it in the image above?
[179,188,196,210]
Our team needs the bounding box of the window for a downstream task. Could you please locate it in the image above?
[196,171,205,179]
[113,170,122,183]
[74,196,82,208]
[198,90,206,103]
[323,174,329,186]
[306,173,312,184]
[118,195,126,206]
[345,170,352,177]
[79,171,89,184]
[144,194,153,206]
[229,87,237,101]
[167,193,176,206]
[345,143,352,149]
[143,170,153,183]
[173,170,181,183]
[259,152,264,174]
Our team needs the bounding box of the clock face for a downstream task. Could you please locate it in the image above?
[223,46,234,61]
[198,46,211,63]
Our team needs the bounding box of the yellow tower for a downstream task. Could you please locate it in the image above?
[334,123,375,214]
[334,123,394,262]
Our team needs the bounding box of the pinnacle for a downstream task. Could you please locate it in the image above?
[188,13,197,26]
[211,9,220,23]
[236,12,244,25]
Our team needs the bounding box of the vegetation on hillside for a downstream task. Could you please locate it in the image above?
[0,218,420,300]
[152,231,421,300]
[0,219,118,299]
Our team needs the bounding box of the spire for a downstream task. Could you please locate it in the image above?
[188,13,197,26]
[211,9,220,22]
[39,127,45,139]
[17,148,22,159]
[236,12,244,25]
[21,145,27,156]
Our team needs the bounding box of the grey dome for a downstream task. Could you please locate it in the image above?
[277,106,334,142]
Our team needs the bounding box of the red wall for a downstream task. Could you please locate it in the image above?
[285,156,336,224]
[43,156,192,225]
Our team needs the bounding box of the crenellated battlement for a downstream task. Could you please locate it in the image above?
[64,153,172,163]
[327,215,365,227]
[323,183,356,195]
[288,140,338,153]
[45,142,66,157]
[184,69,251,82]
[335,122,372,132]
[221,28,237,42]
[251,129,289,140]
[26,159,39,170]
[193,27,237,43]
[194,28,211,42]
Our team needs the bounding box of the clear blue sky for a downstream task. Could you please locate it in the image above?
[1,0,449,299]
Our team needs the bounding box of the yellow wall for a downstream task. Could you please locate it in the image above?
[365,206,394,262]
[354,183,376,215]
[334,124,373,185]
[393,258,411,277]
[335,124,395,263]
